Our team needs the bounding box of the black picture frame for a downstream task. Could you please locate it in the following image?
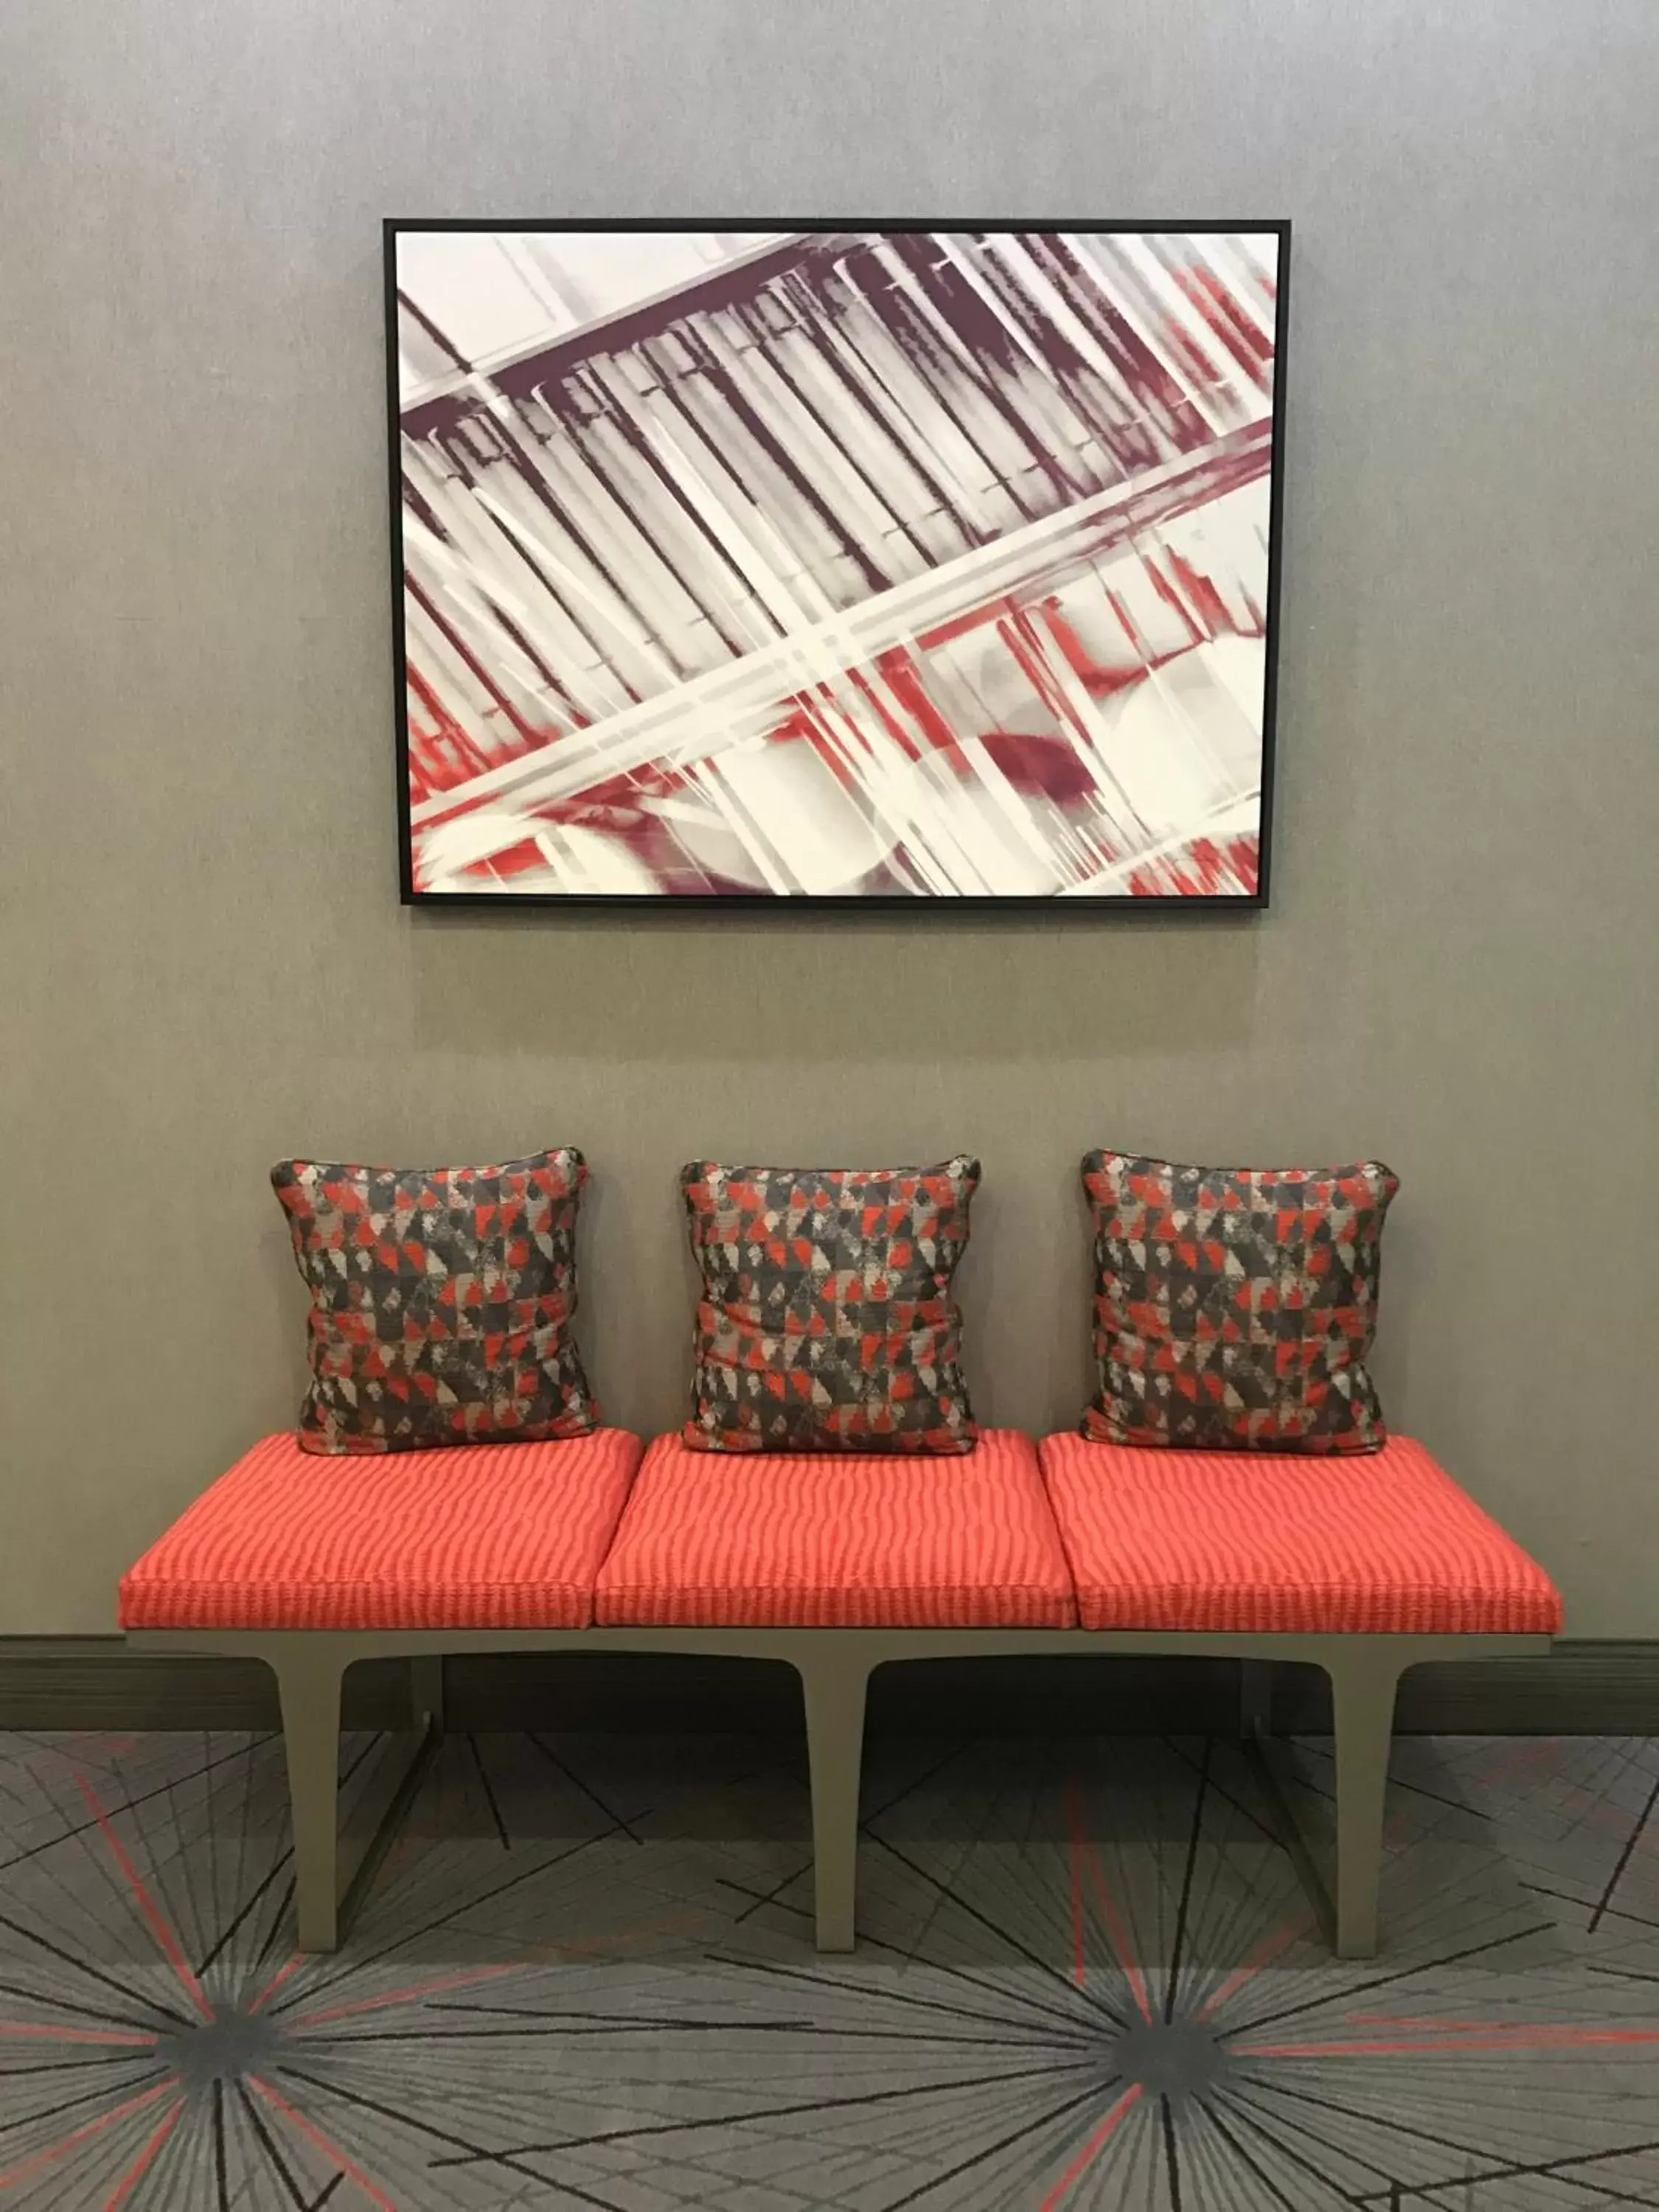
[383,219,1291,914]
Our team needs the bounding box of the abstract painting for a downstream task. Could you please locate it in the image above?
[386,224,1288,905]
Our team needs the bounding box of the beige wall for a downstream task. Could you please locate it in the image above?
[3,1,1656,1634]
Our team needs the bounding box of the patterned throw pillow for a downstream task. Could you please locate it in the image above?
[681,1158,981,1453]
[271,1148,597,1455]
[1081,1150,1399,1453]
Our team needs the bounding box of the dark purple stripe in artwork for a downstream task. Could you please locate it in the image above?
[403,236,838,434]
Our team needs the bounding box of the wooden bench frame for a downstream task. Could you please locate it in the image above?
[127,1624,1550,1961]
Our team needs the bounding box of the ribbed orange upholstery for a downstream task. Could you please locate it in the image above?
[1039,1432,1562,1635]
[118,1430,643,1630]
[596,1430,1076,1627]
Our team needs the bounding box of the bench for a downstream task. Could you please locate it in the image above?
[119,1425,1560,1960]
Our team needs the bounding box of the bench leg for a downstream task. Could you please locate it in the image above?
[410,1656,445,1733]
[271,1643,347,1954]
[796,1652,870,1954]
[1327,1650,1403,1959]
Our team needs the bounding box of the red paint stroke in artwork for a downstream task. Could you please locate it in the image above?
[1142,558,1206,650]
[1174,265,1273,381]
[998,611,1097,757]
[876,645,960,762]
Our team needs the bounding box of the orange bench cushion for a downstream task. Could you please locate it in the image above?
[118,1429,643,1631]
[1039,1432,1562,1635]
[596,1430,1077,1627]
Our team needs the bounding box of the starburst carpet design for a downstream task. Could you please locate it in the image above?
[1,1722,1657,2207]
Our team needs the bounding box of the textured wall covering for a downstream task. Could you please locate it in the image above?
[1,0,1656,1632]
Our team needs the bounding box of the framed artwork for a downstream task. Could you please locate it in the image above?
[386,222,1289,907]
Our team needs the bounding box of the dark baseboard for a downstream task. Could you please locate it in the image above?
[0,1638,1655,1737]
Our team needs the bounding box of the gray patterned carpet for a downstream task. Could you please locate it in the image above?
[1,1724,1657,2208]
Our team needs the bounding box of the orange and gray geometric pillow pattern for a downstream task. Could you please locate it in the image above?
[270,1147,597,1455]
[680,1157,981,1453]
[1081,1149,1399,1454]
